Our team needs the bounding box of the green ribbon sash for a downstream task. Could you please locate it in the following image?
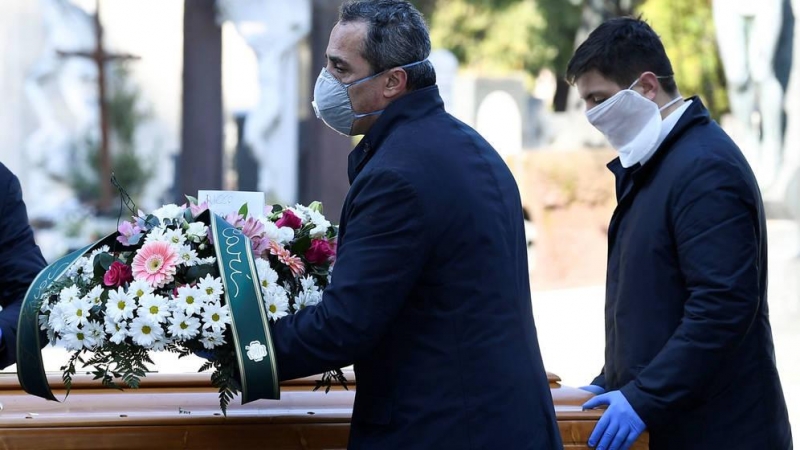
[209,212,279,402]
[17,212,279,403]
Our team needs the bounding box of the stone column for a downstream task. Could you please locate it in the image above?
[177,0,223,201]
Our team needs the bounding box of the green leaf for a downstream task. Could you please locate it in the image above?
[93,252,115,277]
[238,203,248,218]
[292,235,312,256]
[144,214,160,229]
[185,195,199,205]
[186,265,215,284]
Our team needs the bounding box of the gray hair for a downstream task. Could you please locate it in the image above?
[340,0,436,91]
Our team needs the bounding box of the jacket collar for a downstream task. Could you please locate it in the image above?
[607,95,711,193]
[347,85,444,183]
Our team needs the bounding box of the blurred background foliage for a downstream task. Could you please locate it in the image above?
[412,0,728,118]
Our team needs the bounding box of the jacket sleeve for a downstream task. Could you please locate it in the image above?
[271,168,428,381]
[591,367,606,389]
[620,157,761,428]
[0,169,47,369]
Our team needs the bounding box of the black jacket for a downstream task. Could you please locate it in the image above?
[594,98,792,449]
[0,163,46,369]
[273,86,561,449]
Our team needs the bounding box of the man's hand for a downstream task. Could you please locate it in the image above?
[579,384,606,395]
[582,390,645,450]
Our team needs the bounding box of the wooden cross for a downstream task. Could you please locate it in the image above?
[57,0,140,213]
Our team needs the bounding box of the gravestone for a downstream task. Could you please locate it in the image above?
[476,90,523,156]
[428,49,458,113]
[453,76,534,152]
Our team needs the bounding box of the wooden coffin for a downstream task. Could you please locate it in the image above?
[0,372,647,449]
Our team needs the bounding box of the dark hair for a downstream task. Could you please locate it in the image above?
[566,17,678,96]
[340,0,436,91]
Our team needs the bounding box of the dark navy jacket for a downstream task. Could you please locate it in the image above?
[0,163,46,369]
[273,86,561,449]
[592,98,792,449]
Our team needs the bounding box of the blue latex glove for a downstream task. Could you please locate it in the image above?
[582,390,646,450]
[580,384,606,395]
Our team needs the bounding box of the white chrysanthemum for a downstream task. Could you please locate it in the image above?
[47,303,69,333]
[201,303,231,333]
[199,328,226,349]
[84,320,106,348]
[137,293,171,323]
[294,289,322,312]
[83,285,105,306]
[305,210,331,238]
[168,312,201,340]
[150,337,171,352]
[143,225,170,244]
[264,287,290,320]
[129,279,154,298]
[185,222,208,243]
[197,256,216,265]
[106,287,136,322]
[198,275,224,298]
[129,316,164,347]
[299,276,318,293]
[60,327,90,351]
[104,314,128,344]
[163,228,187,247]
[64,258,83,278]
[178,245,199,266]
[63,296,93,327]
[175,286,204,316]
[88,245,111,261]
[255,259,279,291]
[151,204,185,222]
[59,285,81,304]
[260,220,294,245]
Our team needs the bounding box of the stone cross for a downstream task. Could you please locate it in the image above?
[57,0,139,213]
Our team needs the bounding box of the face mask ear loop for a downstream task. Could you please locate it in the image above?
[659,96,683,112]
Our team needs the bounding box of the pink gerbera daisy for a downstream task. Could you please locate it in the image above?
[269,241,305,277]
[132,241,180,288]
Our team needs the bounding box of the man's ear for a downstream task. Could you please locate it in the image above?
[638,72,660,101]
[384,68,409,99]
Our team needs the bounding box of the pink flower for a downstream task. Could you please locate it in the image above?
[225,212,245,228]
[131,241,180,288]
[241,217,265,239]
[241,217,270,257]
[190,201,209,218]
[103,261,133,287]
[269,241,305,277]
[276,210,302,230]
[305,239,336,265]
[117,221,143,246]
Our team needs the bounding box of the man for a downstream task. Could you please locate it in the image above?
[0,163,47,369]
[271,1,561,448]
[567,17,793,450]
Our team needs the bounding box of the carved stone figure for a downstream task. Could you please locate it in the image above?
[218,0,311,205]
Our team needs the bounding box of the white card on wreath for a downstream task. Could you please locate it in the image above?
[198,190,265,217]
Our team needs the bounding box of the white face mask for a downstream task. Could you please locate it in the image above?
[586,77,682,168]
[311,60,427,136]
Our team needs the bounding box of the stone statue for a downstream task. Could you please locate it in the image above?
[25,0,99,219]
[713,0,785,188]
[217,0,311,205]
